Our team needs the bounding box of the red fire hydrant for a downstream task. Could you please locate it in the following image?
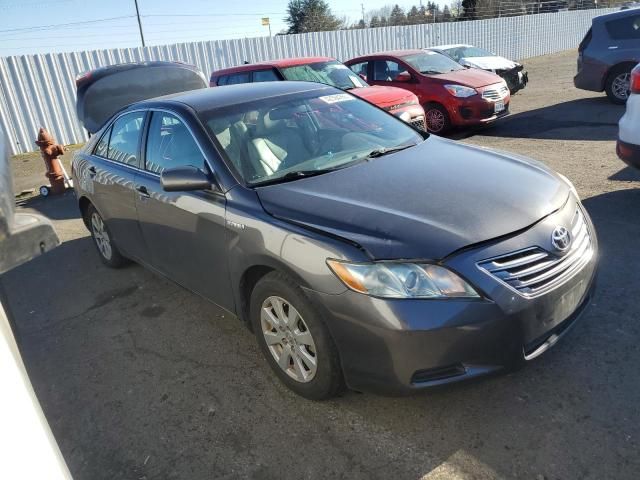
[35,127,66,196]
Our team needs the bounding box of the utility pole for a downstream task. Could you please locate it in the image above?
[361,3,366,28]
[134,0,145,47]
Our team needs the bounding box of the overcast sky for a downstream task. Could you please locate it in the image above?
[0,0,448,57]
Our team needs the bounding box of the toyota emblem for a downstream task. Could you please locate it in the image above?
[551,226,571,252]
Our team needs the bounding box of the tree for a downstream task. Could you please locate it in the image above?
[285,0,342,34]
[462,0,478,19]
[369,15,381,27]
[443,5,452,20]
[407,6,421,24]
[389,4,407,25]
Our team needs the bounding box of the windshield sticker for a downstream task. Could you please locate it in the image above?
[348,75,361,87]
[319,93,355,104]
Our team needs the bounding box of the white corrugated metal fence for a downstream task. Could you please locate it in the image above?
[0,8,613,155]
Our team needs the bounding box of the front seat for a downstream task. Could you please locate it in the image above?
[374,61,392,82]
[248,110,310,175]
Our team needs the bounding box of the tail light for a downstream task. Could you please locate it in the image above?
[631,65,640,95]
[75,70,92,87]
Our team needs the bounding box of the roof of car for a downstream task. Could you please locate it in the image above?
[429,44,471,50]
[347,49,425,61]
[212,57,335,76]
[132,80,333,112]
[594,7,640,22]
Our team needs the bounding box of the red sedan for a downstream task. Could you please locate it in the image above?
[210,57,426,130]
[345,49,511,134]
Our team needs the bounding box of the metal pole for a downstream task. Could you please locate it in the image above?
[269,24,272,37]
[134,0,145,47]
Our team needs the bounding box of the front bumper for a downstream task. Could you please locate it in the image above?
[618,94,640,168]
[617,139,640,169]
[497,66,528,93]
[305,199,598,395]
[448,96,510,127]
[388,104,427,131]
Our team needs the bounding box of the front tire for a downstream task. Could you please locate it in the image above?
[250,271,344,400]
[85,204,129,268]
[605,66,631,104]
[424,103,451,134]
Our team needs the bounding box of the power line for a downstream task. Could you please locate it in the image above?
[0,15,136,35]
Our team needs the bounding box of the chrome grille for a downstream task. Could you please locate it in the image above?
[477,208,593,297]
[482,85,509,100]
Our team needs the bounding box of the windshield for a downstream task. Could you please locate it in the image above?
[402,51,464,75]
[201,89,424,186]
[444,46,494,62]
[281,61,368,90]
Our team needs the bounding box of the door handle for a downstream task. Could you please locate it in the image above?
[136,185,150,197]
[608,46,619,50]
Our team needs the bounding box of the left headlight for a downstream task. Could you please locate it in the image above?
[326,260,480,299]
[444,84,478,98]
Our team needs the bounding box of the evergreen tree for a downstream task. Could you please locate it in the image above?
[389,4,407,25]
[285,0,342,34]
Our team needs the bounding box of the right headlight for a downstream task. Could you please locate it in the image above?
[326,260,480,299]
[444,84,478,98]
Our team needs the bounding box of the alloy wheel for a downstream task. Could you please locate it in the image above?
[612,72,630,101]
[426,108,446,133]
[91,212,112,260]
[260,295,317,383]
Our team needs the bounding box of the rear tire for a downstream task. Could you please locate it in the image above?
[605,65,632,104]
[250,271,344,400]
[424,103,451,134]
[85,204,129,268]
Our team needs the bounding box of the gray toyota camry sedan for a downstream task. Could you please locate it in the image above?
[72,81,597,399]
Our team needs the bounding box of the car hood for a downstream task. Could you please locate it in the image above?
[256,136,569,260]
[350,85,417,108]
[461,56,518,71]
[430,68,504,88]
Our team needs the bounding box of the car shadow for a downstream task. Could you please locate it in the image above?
[449,97,625,141]
[608,165,640,181]
[15,190,80,221]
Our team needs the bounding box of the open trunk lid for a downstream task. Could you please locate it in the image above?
[75,61,207,133]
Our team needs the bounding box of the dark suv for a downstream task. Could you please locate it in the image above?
[574,9,640,104]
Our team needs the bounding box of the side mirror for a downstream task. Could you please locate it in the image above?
[395,71,412,82]
[161,166,212,192]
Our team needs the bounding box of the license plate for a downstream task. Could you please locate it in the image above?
[494,100,505,113]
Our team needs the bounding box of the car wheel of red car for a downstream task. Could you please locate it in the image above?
[425,104,450,134]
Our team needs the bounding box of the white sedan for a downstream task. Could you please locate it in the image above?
[429,44,528,93]
[617,63,640,169]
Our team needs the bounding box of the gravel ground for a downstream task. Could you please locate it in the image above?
[2,49,639,480]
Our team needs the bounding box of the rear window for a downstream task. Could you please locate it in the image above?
[579,27,592,52]
[605,15,640,40]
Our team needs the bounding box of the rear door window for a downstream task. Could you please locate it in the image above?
[225,72,251,85]
[104,112,145,167]
[253,69,280,82]
[93,125,112,158]
[145,112,204,174]
[605,15,640,40]
[372,60,404,82]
